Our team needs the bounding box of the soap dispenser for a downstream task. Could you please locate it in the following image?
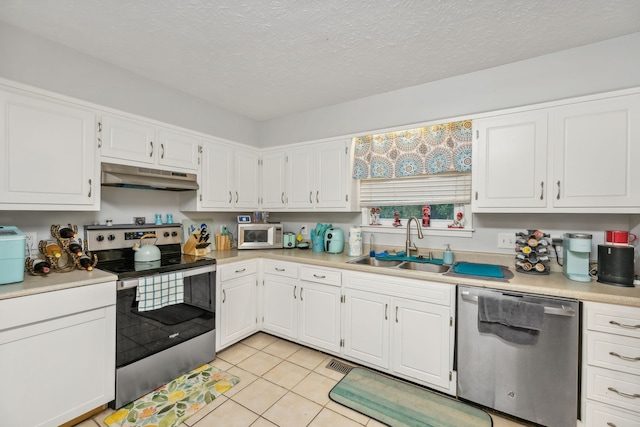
[443,244,454,265]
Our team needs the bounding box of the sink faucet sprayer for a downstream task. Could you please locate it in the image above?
[406,216,424,256]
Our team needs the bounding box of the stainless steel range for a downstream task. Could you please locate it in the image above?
[85,223,216,409]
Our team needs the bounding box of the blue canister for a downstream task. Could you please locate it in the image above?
[155,214,162,225]
[166,214,174,224]
[311,231,324,252]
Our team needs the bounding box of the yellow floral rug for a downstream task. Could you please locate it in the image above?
[104,364,239,427]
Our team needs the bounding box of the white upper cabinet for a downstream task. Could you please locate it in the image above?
[263,137,356,211]
[260,150,287,209]
[473,111,548,210]
[182,138,259,211]
[0,86,99,210]
[551,94,640,209]
[99,113,201,171]
[472,89,640,213]
[234,147,260,209]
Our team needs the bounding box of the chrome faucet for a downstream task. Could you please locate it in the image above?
[405,216,424,256]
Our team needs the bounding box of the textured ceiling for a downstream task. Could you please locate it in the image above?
[1,0,639,121]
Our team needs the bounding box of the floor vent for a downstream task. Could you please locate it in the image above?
[326,359,353,375]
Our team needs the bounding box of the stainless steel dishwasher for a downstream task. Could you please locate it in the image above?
[457,285,580,427]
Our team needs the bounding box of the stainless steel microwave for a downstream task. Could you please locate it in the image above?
[237,223,283,249]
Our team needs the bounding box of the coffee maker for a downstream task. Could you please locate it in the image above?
[597,245,635,287]
[563,233,592,282]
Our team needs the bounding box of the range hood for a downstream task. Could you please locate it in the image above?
[101,163,199,191]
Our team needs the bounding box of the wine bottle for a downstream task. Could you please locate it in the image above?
[45,241,62,258]
[32,260,51,274]
[59,227,77,239]
[79,255,94,271]
[68,241,83,255]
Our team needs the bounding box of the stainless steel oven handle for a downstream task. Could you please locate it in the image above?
[116,264,216,290]
[460,290,576,317]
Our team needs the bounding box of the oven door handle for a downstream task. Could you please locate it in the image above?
[117,265,216,290]
[460,290,576,317]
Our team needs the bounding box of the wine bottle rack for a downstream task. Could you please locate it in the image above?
[25,223,98,276]
[514,229,551,274]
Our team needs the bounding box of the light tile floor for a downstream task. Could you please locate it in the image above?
[78,333,534,427]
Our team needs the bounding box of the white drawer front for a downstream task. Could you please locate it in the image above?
[587,366,640,413]
[586,400,640,427]
[586,302,640,339]
[588,332,640,376]
[262,260,298,278]
[219,261,257,282]
[299,265,341,287]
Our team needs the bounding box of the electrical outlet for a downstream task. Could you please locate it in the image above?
[220,224,227,233]
[497,232,515,249]
[301,224,308,236]
[24,232,37,257]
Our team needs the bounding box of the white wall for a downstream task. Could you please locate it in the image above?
[259,32,640,147]
[0,22,259,146]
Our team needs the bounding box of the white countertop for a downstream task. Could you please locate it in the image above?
[215,248,640,307]
[3,248,639,307]
[0,269,117,300]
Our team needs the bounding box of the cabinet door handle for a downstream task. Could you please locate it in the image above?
[309,191,313,203]
[396,306,399,323]
[228,191,232,203]
[316,191,319,203]
[161,143,165,159]
[150,141,154,157]
[607,422,617,427]
[609,351,640,361]
[475,191,478,200]
[281,192,285,204]
[88,179,92,198]
[556,180,561,200]
[293,285,297,299]
[300,287,304,301]
[385,303,388,320]
[275,267,285,272]
[607,386,640,399]
[222,289,226,303]
[235,268,246,273]
[540,181,544,200]
[313,274,326,279]
[235,191,239,203]
[609,320,640,329]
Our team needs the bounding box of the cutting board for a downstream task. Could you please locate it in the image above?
[453,262,505,278]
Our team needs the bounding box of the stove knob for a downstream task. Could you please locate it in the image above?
[171,231,178,237]
[164,232,170,237]
[96,235,104,242]
[107,234,116,241]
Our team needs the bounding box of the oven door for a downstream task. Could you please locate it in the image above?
[116,265,216,369]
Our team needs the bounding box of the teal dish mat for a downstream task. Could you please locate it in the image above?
[453,262,505,278]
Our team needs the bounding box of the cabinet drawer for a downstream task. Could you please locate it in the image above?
[300,265,341,287]
[586,302,640,339]
[219,261,257,282]
[586,400,640,427]
[262,260,298,278]
[588,331,640,376]
[587,366,640,413]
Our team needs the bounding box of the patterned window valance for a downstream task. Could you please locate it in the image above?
[352,120,473,179]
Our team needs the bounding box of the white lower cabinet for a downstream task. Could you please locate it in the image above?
[262,261,341,353]
[218,260,258,349]
[583,301,640,426]
[343,271,456,395]
[0,281,116,427]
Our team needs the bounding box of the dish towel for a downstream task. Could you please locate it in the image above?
[136,272,185,312]
[477,294,544,345]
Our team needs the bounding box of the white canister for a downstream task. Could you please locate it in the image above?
[347,226,362,256]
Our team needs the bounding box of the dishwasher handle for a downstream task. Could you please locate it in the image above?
[460,290,576,317]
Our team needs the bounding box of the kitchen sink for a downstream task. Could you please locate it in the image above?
[346,257,449,274]
[395,262,450,273]
[347,257,403,267]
